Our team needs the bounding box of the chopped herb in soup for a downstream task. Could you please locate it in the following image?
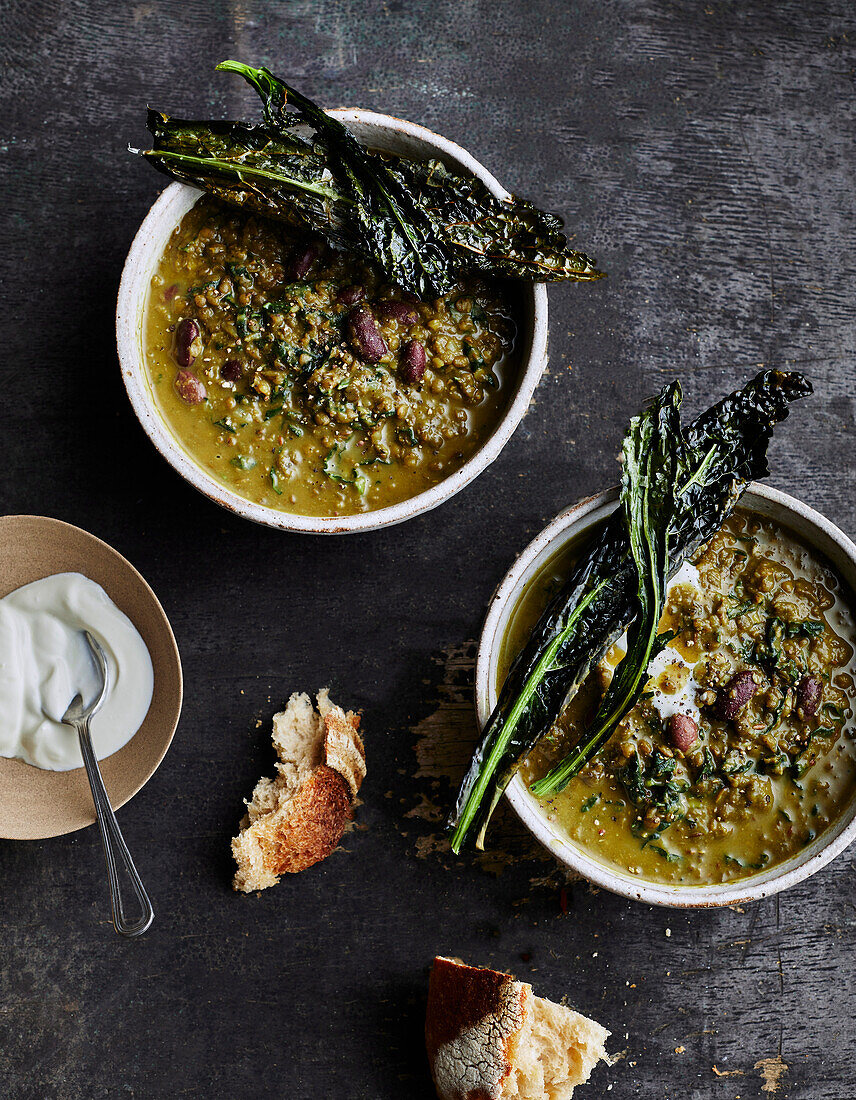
[501,511,856,885]
[144,196,520,517]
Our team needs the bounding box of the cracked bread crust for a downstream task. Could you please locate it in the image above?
[425,957,609,1100]
[426,957,528,1100]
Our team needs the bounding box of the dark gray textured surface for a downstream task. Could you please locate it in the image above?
[1,2,855,1097]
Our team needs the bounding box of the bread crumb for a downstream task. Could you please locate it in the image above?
[754,1056,787,1094]
[712,1065,743,1078]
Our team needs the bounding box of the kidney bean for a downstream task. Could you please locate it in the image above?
[797,675,823,717]
[374,299,419,326]
[667,713,698,753]
[400,340,426,384]
[337,284,365,305]
[220,359,242,383]
[287,242,318,280]
[715,671,758,721]
[174,370,207,405]
[174,318,201,367]
[164,283,180,302]
[348,306,387,363]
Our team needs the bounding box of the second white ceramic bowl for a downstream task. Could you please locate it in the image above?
[476,483,856,907]
[116,110,548,534]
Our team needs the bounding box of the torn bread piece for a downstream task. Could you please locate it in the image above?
[232,689,365,892]
[425,957,609,1100]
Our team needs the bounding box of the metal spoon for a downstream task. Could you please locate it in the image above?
[61,631,154,937]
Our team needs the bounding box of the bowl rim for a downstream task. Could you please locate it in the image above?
[116,108,548,534]
[476,482,856,907]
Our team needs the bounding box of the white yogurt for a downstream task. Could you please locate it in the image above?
[646,646,703,723]
[647,562,704,723]
[610,562,705,723]
[0,573,154,771]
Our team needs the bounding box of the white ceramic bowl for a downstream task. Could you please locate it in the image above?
[116,110,548,534]
[476,483,856,907]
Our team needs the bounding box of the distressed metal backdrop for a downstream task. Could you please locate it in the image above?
[1,2,854,1097]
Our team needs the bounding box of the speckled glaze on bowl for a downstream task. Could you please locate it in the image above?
[476,483,856,907]
[116,110,548,534]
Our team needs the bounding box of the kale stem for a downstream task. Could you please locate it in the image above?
[144,149,351,204]
[448,579,609,854]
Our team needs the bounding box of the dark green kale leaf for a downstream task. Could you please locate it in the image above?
[142,109,355,248]
[531,383,682,796]
[216,62,454,299]
[138,62,604,295]
[449,370,812,853]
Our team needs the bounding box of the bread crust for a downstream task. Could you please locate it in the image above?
[232,691,365,892]
[252,765,353,876]
[426,957,527,1100]
[425,957,608,1100]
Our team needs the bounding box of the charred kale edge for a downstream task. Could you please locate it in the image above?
[138,62,604,296]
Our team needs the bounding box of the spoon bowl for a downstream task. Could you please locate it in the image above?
[62,631,109,725]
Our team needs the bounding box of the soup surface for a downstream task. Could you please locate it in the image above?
[501,511,856,885]
[144,197,520,517]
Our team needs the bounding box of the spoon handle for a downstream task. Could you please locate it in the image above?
[77,718,154,937]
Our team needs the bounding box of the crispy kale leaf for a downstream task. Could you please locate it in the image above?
[531,382,681,796]
[449,370,812,852]
[138,61,604,295]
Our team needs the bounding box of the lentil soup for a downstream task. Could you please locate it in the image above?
[144,196,521,517]
[500,511,856,885]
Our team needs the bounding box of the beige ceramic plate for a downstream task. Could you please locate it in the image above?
[0,516,182,839]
